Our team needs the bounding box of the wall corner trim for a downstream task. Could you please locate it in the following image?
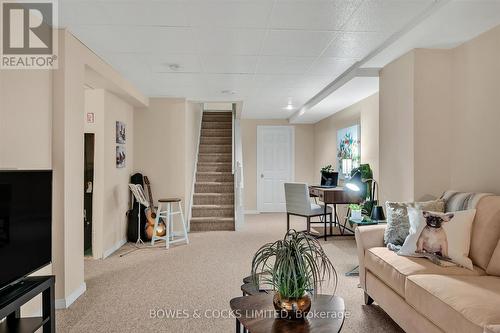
[55,282,87,309]
[103,238,127,259]
[244,210,260,215]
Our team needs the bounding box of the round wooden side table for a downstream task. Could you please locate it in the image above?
[230,293,345,333]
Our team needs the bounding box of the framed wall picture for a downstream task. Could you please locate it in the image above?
[116,121,126,144]
[116,145,126,168]
[337,124,360,178]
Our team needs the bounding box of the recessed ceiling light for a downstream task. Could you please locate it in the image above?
[221,90,236,95]
[283,104,294,110]
[167,63,181,71]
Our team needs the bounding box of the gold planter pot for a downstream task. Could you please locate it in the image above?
[273,292,311,320]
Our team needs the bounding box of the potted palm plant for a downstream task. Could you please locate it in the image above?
[251,230,337,320]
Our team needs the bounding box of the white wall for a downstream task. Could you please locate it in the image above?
[379,51,415,202]
[0,70,52,169]
[84,89,134,258]
[241,119,315,212]
[313,93,380,183]
[1,29,147,313]
[450,25,500,194]
[134,98,203,227]
[185,101,203,223]
[379,24,500,202]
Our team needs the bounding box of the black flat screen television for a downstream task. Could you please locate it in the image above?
[0,170,52,290]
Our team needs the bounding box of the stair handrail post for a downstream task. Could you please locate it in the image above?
[232,103,236,175]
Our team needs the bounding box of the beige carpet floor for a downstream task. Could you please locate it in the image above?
[57,213,403,333]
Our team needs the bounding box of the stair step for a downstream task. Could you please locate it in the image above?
[199,144,232,154]
[193,193,234,205]
[197,162,232,172]
[190,217,235,231]
[200,136,232,145]
[203,111,232,116]
[196,172,234,182]
[201,129,232,137]
[202,122,232,129]
[195,182,233,193]
[192,205,234,217]
[198,153,232,163]
[202,116,232,122]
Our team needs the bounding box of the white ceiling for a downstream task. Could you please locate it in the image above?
[59,0,500,122]
[297,77,379,123]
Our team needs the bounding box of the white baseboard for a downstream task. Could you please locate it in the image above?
[103,238,127,259]
[244,210,260,215]
[55,282,86,309]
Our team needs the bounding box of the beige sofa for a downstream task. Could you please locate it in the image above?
[355,195,500,333]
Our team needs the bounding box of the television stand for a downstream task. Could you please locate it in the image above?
[0,276,55,333]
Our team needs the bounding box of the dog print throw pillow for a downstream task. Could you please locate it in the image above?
[398,208,476,270]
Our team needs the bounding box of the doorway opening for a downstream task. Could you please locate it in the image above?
[84,133,95,257]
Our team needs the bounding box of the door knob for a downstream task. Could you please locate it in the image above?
[260,174,264,178]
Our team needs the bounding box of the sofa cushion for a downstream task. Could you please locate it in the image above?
[406,275,500,333]
[365,247,485,297]
[487,239,500,276]
[485,325,500,333]
[384,199,445,247]
[470,196,500,270]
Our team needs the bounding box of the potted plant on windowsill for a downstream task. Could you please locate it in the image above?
[320,165,338,187]
[251,230,337,320]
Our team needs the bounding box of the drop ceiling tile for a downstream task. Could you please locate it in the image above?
[149,73,207,97]
[323,31,388,59]
[73,26,198,54]
[343,0,434,32]
[195,28,266,55]
[251,74,304,91]
[102,53,151,76]
[256,56,315,74]
[152,27,198,54]
[70,25,150,53]
[291,75,333,95]
[202,74,255,91]
[148,54,201,73]
[201,55,258,74]
[307,57,356,77]
[59,1,108,26]
[199,74,256,100]
[242,101,296,119]
[270,0,361,31]
[187,1,274,29]
[261,30,337,56]
[99,1,190,27]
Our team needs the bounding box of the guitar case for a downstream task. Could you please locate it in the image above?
[126,173,148,242]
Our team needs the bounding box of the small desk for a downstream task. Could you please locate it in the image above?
[309,186,363,240]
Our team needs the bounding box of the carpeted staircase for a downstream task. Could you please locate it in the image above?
[190,111,235,231]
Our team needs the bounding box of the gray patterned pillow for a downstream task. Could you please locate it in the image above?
[384,199,445,249]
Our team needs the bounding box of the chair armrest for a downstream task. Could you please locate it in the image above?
[355,224,386,251]
[355,224,386,290]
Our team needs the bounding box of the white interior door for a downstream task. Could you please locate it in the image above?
[257,126,294,212]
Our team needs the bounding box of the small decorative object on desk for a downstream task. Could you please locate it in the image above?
[320,164,338,187]
[349,203,363,220]
[251,230,337,320]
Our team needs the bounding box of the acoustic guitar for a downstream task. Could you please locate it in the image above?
[144,176,166,240]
